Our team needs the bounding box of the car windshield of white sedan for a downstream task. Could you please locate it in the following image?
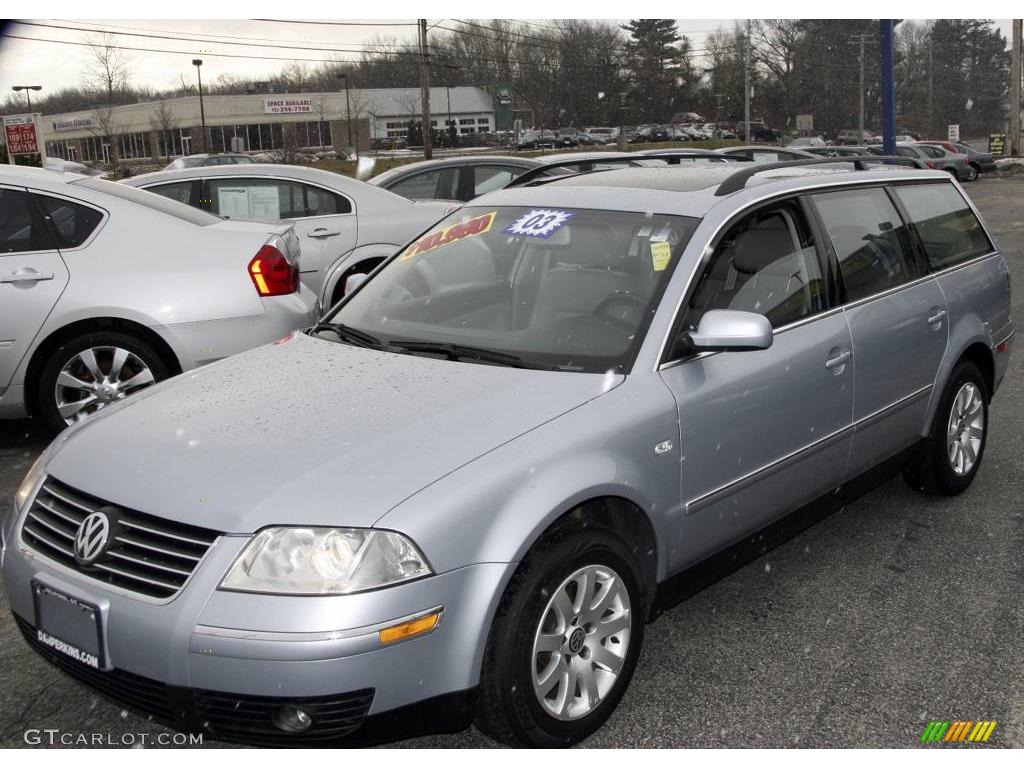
[331,206,699,372]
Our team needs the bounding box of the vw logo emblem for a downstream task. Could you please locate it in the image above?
[567,627,586,655]
[74,512,111,565]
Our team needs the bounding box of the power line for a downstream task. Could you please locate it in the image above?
[251,19,418,26]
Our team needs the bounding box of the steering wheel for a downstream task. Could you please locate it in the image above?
[592,291,649,328]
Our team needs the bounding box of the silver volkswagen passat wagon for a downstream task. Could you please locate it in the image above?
[3,160,1013,746]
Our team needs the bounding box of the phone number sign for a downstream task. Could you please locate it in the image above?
[3,115,40,155]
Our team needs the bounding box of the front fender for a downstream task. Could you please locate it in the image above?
[375,375,682,581]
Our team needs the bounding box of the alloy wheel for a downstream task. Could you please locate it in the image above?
[54,346,156,425]
[946,382,984,476]
[531,564,632,721]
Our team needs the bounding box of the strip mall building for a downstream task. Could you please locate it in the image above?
[35,86,506,165]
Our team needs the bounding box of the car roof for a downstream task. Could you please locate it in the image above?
[0,165,85,186]
[368,155,541,184]
[474,165,950,217]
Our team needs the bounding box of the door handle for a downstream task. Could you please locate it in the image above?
[825,350,852,370]
[0,270,54,284]
[927,309,947,325]
[308,228,342,238]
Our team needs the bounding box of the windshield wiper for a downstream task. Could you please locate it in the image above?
[309,322,398,351]
[390,341,553,370]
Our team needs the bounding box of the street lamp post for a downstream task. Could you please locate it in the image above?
[337,73,353,152]
[12,85,42,111]
[192,59,207,153]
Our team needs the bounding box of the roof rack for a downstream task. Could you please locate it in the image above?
[506,149,749,189]
[714,155,925,196]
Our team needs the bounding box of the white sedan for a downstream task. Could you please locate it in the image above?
[0,165,317,431]
[126,164,454,308]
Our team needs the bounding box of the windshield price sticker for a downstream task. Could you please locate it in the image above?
[650,241,673,271]
[505,209,575,238]
[401,211,497,260]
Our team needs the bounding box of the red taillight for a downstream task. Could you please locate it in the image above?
[248,244,298,297]
[927,161,935,168]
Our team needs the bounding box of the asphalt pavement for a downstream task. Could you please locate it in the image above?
[1,176,1021,748]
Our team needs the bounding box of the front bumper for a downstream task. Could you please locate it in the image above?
[3,506,510,743]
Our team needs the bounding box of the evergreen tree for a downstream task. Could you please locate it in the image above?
[621,19,691,123]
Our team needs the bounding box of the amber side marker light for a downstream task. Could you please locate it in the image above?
[379,611,441,645]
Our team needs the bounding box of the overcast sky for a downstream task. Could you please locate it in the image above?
[0,18,1016,104]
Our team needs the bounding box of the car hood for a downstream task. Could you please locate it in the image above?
[46,333,622,534]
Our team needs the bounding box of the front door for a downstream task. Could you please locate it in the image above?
[0,186,70,392]
[660,198,854,565]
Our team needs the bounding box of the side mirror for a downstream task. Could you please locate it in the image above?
[688,309,773,352]
[344,273,369,296]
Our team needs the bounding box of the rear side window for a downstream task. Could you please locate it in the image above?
[71,177,220,225]
[206,178,305,220]
[893,183,993,270]
[0,188,55,253]
[145,181,195,206]
[34,194,104,248]
[304,184,352,215]
[812,187,917,303]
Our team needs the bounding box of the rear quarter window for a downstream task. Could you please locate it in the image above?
[893,183,993,271]
[33,194,104,248]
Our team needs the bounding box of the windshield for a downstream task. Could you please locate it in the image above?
[328,206,698,372]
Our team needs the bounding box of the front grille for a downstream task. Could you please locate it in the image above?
[15,614,375,744]
[21,477,221,599]
[15,614,175,722]
[194,688,375,744]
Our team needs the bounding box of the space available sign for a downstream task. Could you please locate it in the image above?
[52,116,95,132]
[3,114,40,154]
[264,98,313,114]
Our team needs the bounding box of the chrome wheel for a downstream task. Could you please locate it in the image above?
[54,346,156,424]
[531,564,632,721]
[946,382,984,476]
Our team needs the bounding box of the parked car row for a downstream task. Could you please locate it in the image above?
[4,155,1012,748]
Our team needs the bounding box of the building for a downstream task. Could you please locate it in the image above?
[35,86,499,165]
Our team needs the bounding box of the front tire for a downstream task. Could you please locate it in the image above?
[476,529,645,747]
[964,163,980,182]
[903,360,988,495]
[36,331,170,432]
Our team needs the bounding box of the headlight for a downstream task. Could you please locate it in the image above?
[14,454,46,515]
[220,527,432,595]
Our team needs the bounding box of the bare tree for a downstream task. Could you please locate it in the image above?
[150,101,177,159]
[82,34,131,107]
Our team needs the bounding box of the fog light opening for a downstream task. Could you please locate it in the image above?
[272,704,313,733]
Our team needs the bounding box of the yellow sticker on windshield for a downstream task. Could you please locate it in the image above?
[400,211,497,261]
[651,241,672,271]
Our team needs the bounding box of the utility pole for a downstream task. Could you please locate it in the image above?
[928,40,934,139]
[743,19,751,142]
[848,34,872,140]
[880,20,896,155]
[1012,19,1022,156]
[419,18,433,160]
[192,59,207,153]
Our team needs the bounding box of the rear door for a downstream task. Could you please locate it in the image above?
[809,185,948,476]
[0,186,71,391]
[202,176,357,297]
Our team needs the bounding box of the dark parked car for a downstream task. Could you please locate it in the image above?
[918,141,996,176]
[516,130,557,150]
[734,122,781,143]
[368,156,549,202]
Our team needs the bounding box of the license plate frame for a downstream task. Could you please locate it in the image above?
[32,580,105,669]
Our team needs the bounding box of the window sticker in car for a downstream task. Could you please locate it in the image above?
[401,211,497,260]
[504,209,575,239]
[650,241,672,271]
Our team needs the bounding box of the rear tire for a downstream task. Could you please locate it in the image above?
[36,331,170,433]
[903,360,988,495]
[476,528,645,747]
